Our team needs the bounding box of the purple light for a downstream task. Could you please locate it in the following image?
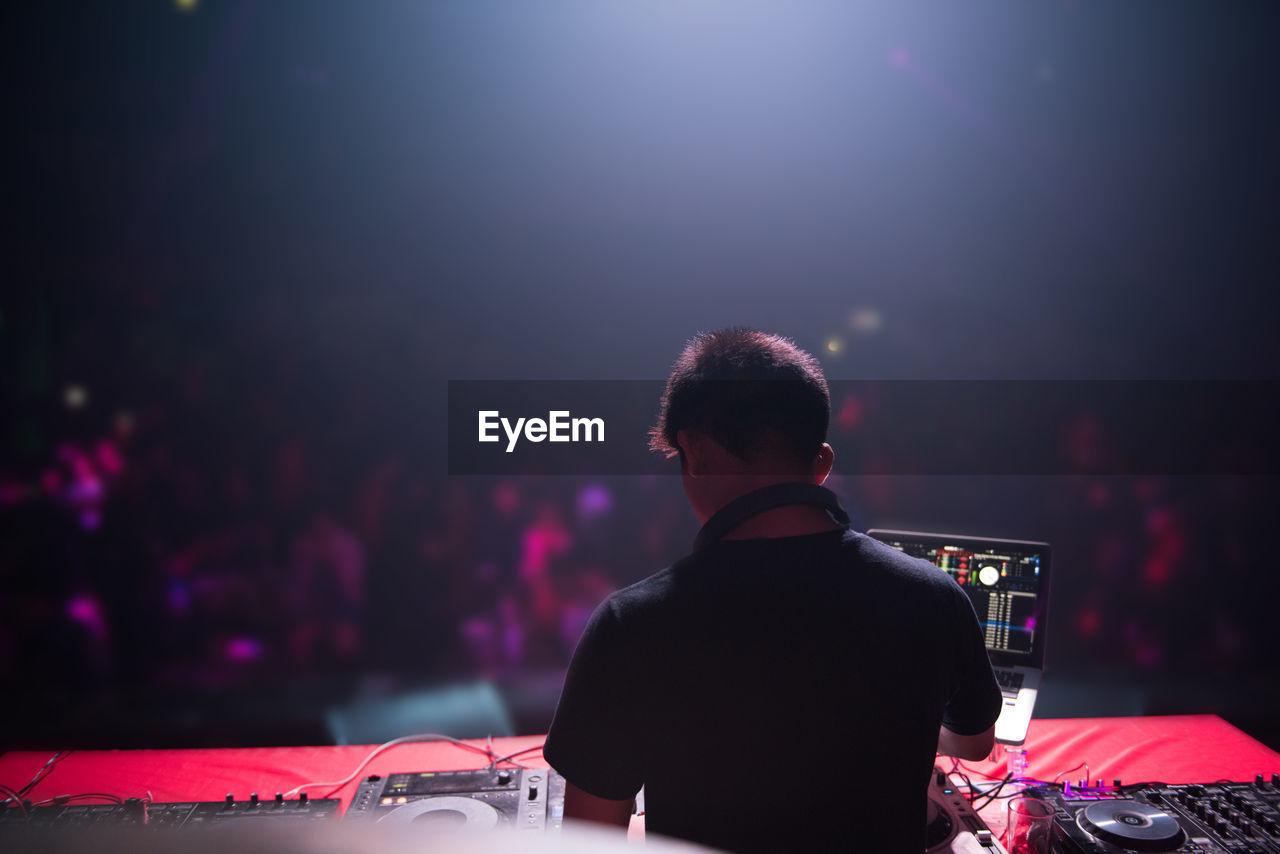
[66,594,107,639]
[67,595,99,623]
[225,637,263,662]
[576,484,612,520]
[166,579,192,614]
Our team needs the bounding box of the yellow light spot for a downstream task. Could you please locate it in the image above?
[825,337,843,354]
[174,0,199,12]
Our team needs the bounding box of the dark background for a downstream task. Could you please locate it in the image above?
[2,1,1278,752]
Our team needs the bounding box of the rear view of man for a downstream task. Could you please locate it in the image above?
[544,329,1002,852]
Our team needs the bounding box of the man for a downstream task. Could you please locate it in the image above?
[544,329,1002,852]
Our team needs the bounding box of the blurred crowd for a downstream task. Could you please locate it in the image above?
[0,399,1271,698]
[0,421,692,693]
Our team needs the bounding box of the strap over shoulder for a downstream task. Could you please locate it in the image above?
[693,483,850,551]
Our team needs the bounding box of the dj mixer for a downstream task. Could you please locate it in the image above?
[0,793,340,830]
[6,764,1280,854]
[1024,774,1280,854]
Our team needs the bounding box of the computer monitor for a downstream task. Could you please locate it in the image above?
[866,530,1051,670]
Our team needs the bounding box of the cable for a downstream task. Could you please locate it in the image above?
[487,744,544,770]
[29,793,123,807]
[14,750,71,798]
[282,733,503,799]
[1052,761,1091,786]
[970,774,1014,811]
[0,784,28,819]
[957,760,1011,782]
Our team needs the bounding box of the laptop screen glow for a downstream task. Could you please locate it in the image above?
[867,530,1051,669]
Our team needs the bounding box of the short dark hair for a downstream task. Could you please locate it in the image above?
[649,328,830,468]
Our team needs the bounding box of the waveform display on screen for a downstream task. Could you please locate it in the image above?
[880,538,1043,656]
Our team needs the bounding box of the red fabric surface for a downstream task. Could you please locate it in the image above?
[2,716,1277,814]
[965,715,1280,786]
[0,735,548,811]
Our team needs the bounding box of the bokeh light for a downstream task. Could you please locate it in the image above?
[850,308,882,334]
[63,384,88,410]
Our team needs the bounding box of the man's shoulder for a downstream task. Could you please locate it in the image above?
[595,558,687,620]
[600,529,956,614]
[844,530,958,587]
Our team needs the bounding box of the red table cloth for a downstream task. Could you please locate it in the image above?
[2,716,1277,823]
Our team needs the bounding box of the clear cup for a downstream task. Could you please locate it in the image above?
[1006,797,1056,854]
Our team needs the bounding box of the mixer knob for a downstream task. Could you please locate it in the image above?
[250,793,260,808]
[1257,774,1266,787]
[1239,819,1252,835]
[1272,773,1280,788]
[275,793,284,807]
[124,797,147,825]
[225,794,235,808]
[300,793,309,805]
[498,771,512,785]
[1195,804,1207,818]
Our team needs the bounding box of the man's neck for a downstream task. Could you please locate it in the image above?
[696,478,843,540]
[719,503,843,540]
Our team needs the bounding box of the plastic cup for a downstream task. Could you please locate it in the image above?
[1006,797,1056,854]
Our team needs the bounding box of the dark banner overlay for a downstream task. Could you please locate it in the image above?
[447,381,1280,476]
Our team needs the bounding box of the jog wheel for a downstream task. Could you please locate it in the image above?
[375,796,502,831]
[1076,800,1186,852]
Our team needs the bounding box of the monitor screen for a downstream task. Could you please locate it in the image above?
[867,530,1051,665]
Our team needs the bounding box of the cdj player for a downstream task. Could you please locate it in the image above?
[1024,774,1280,854]
[345,767,565,832]
[930,766,1007,854]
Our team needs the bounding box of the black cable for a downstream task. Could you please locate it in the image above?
[970,774,1014,812]
[487,744,545,769]
[0,784,28,819]
[30,792,124,807]
[17,750,72,797]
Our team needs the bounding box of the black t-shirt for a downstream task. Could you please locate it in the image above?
[544,528,1002,854]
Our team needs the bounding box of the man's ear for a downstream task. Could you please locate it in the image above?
[676,429,703,477]
[813,442,835,485]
